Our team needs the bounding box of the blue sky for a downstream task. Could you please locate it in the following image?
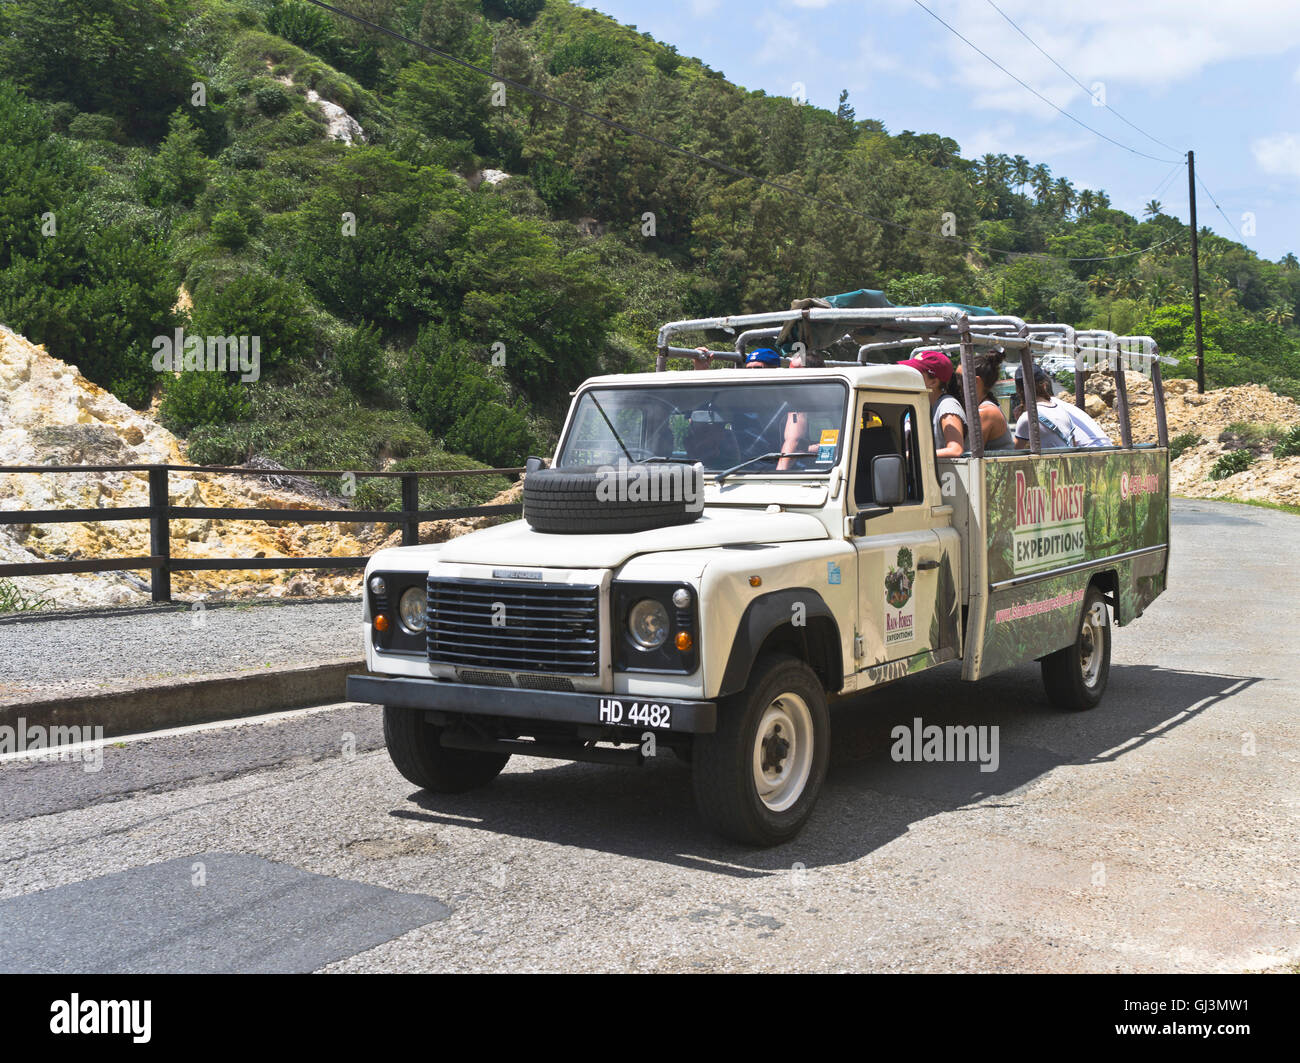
[577,0,1300,262]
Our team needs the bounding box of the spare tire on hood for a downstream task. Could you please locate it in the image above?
[523,463,704,534]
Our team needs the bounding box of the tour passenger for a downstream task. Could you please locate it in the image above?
[955,349,1014,451]
[1012,364,1112,449]
[898,349,966,458]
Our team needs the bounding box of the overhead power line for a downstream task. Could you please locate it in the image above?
[1194,172,1245,241]
[908,0,1182,165]
[982,0,1181,155]
[299,0,1184,264]
[1148,159,1187,204]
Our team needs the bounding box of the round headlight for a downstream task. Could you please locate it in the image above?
[398,586,427,633]
[628,598,669,650]
[369,575,387,597]
[671,587,692,609]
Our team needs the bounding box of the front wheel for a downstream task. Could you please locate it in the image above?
[383,707,510,792]
[692,655,830,846]
[1040,586,1111,711]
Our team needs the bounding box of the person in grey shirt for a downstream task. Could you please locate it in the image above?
[1013,364,1112,449]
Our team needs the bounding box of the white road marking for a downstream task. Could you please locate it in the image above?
[0,701,364,763]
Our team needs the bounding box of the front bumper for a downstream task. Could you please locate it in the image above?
[347,674,718,734]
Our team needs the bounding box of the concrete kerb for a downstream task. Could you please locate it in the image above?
[0,658,366,739]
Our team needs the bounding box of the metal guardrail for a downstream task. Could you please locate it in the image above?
[0,463,523,603]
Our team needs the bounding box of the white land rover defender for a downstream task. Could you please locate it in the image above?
[348,306,1172,845]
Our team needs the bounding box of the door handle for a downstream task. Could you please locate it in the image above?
[917,560,940,571]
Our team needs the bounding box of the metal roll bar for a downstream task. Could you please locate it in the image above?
[654,306,1168,457]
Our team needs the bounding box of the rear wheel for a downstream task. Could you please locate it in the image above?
[1041,586,1111,711]
[383,707,510,792]
[692,655,829,846]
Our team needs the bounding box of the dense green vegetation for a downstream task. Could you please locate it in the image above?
[2,0,1299,476]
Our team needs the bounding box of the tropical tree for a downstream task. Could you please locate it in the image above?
[1031,163,1052,203]
[1012,154,1030,194]
[1052,177,1076,217]
[1144,200,1163,218]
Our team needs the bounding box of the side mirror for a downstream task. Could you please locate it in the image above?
[524,456,546,475]
[871,454,907,507]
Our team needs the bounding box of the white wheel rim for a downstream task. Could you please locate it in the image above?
[1079,600,1107,687]
[752,693,814,813]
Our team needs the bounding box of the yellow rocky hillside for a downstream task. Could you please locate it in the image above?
[0,326,517,609]
[1064,372,1300,507]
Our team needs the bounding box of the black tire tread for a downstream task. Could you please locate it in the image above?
[692,655,829,846]
[1041,585,1111,711]
[383,706,510,792]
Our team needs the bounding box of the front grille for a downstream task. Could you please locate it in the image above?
[456,669,515,687]
[516,674,576,692]
[428,578,600,676]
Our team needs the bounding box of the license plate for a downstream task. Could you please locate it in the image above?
[596,698,675,730]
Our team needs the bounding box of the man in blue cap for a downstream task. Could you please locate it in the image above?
[690,346,782,369]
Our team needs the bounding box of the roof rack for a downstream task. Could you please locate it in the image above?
[655,306,1172,457]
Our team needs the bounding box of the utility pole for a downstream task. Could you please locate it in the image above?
[1187,150,1206,393]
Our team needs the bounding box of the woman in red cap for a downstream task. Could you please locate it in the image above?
[898,349,966,458]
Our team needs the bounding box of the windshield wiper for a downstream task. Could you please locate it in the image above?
[587,392,633,464]
[714,452,807,482]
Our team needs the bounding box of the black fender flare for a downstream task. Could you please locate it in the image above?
[718,588,843,698]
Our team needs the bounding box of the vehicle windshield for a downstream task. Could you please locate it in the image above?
[557,380,850,475]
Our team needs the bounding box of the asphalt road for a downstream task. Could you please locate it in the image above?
[1,499,1296,973]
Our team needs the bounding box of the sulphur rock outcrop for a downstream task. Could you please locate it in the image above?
[0,326,387,609]
[1062,371,1300,507]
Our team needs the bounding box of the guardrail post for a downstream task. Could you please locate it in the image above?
[148,466,171,603]
[400,473,419,547]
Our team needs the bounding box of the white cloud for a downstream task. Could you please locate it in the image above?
[929,1,1300,115]
[1252,133,1300,177]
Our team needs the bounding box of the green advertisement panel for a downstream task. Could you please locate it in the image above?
[978,450,1168,678]
[984,450,1168,586]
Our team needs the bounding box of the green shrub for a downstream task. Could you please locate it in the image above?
[654,46,682,76]
[403,327,535,468]
[137,111,210,207]
[1209,449,1255,481]
[1168,432,1202,460]
[189,271,315,375]
[255,85,292,116]
[1217,421,1282,453]
[211,209,249,250]
[481,0,546,21]
[1272,425,1300,459]
[66,113,117,141]
[266,1,336,53]
[1266,377,1300,403]
[548,34,633,81]
[159,372,252,436]
[334,323,384,396]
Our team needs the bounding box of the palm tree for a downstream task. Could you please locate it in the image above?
[1031,163,1052,203]
[1281,252,1299,271]
[1052,176,1076,217]
[1094,190,1111,211]
[1088,273,1115,296]
[1143,200,1163,218]
[1077,189,1096,216]
[1265,303,1293,325]
[1012,154,1030,194]
[1115,275,1144,300]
